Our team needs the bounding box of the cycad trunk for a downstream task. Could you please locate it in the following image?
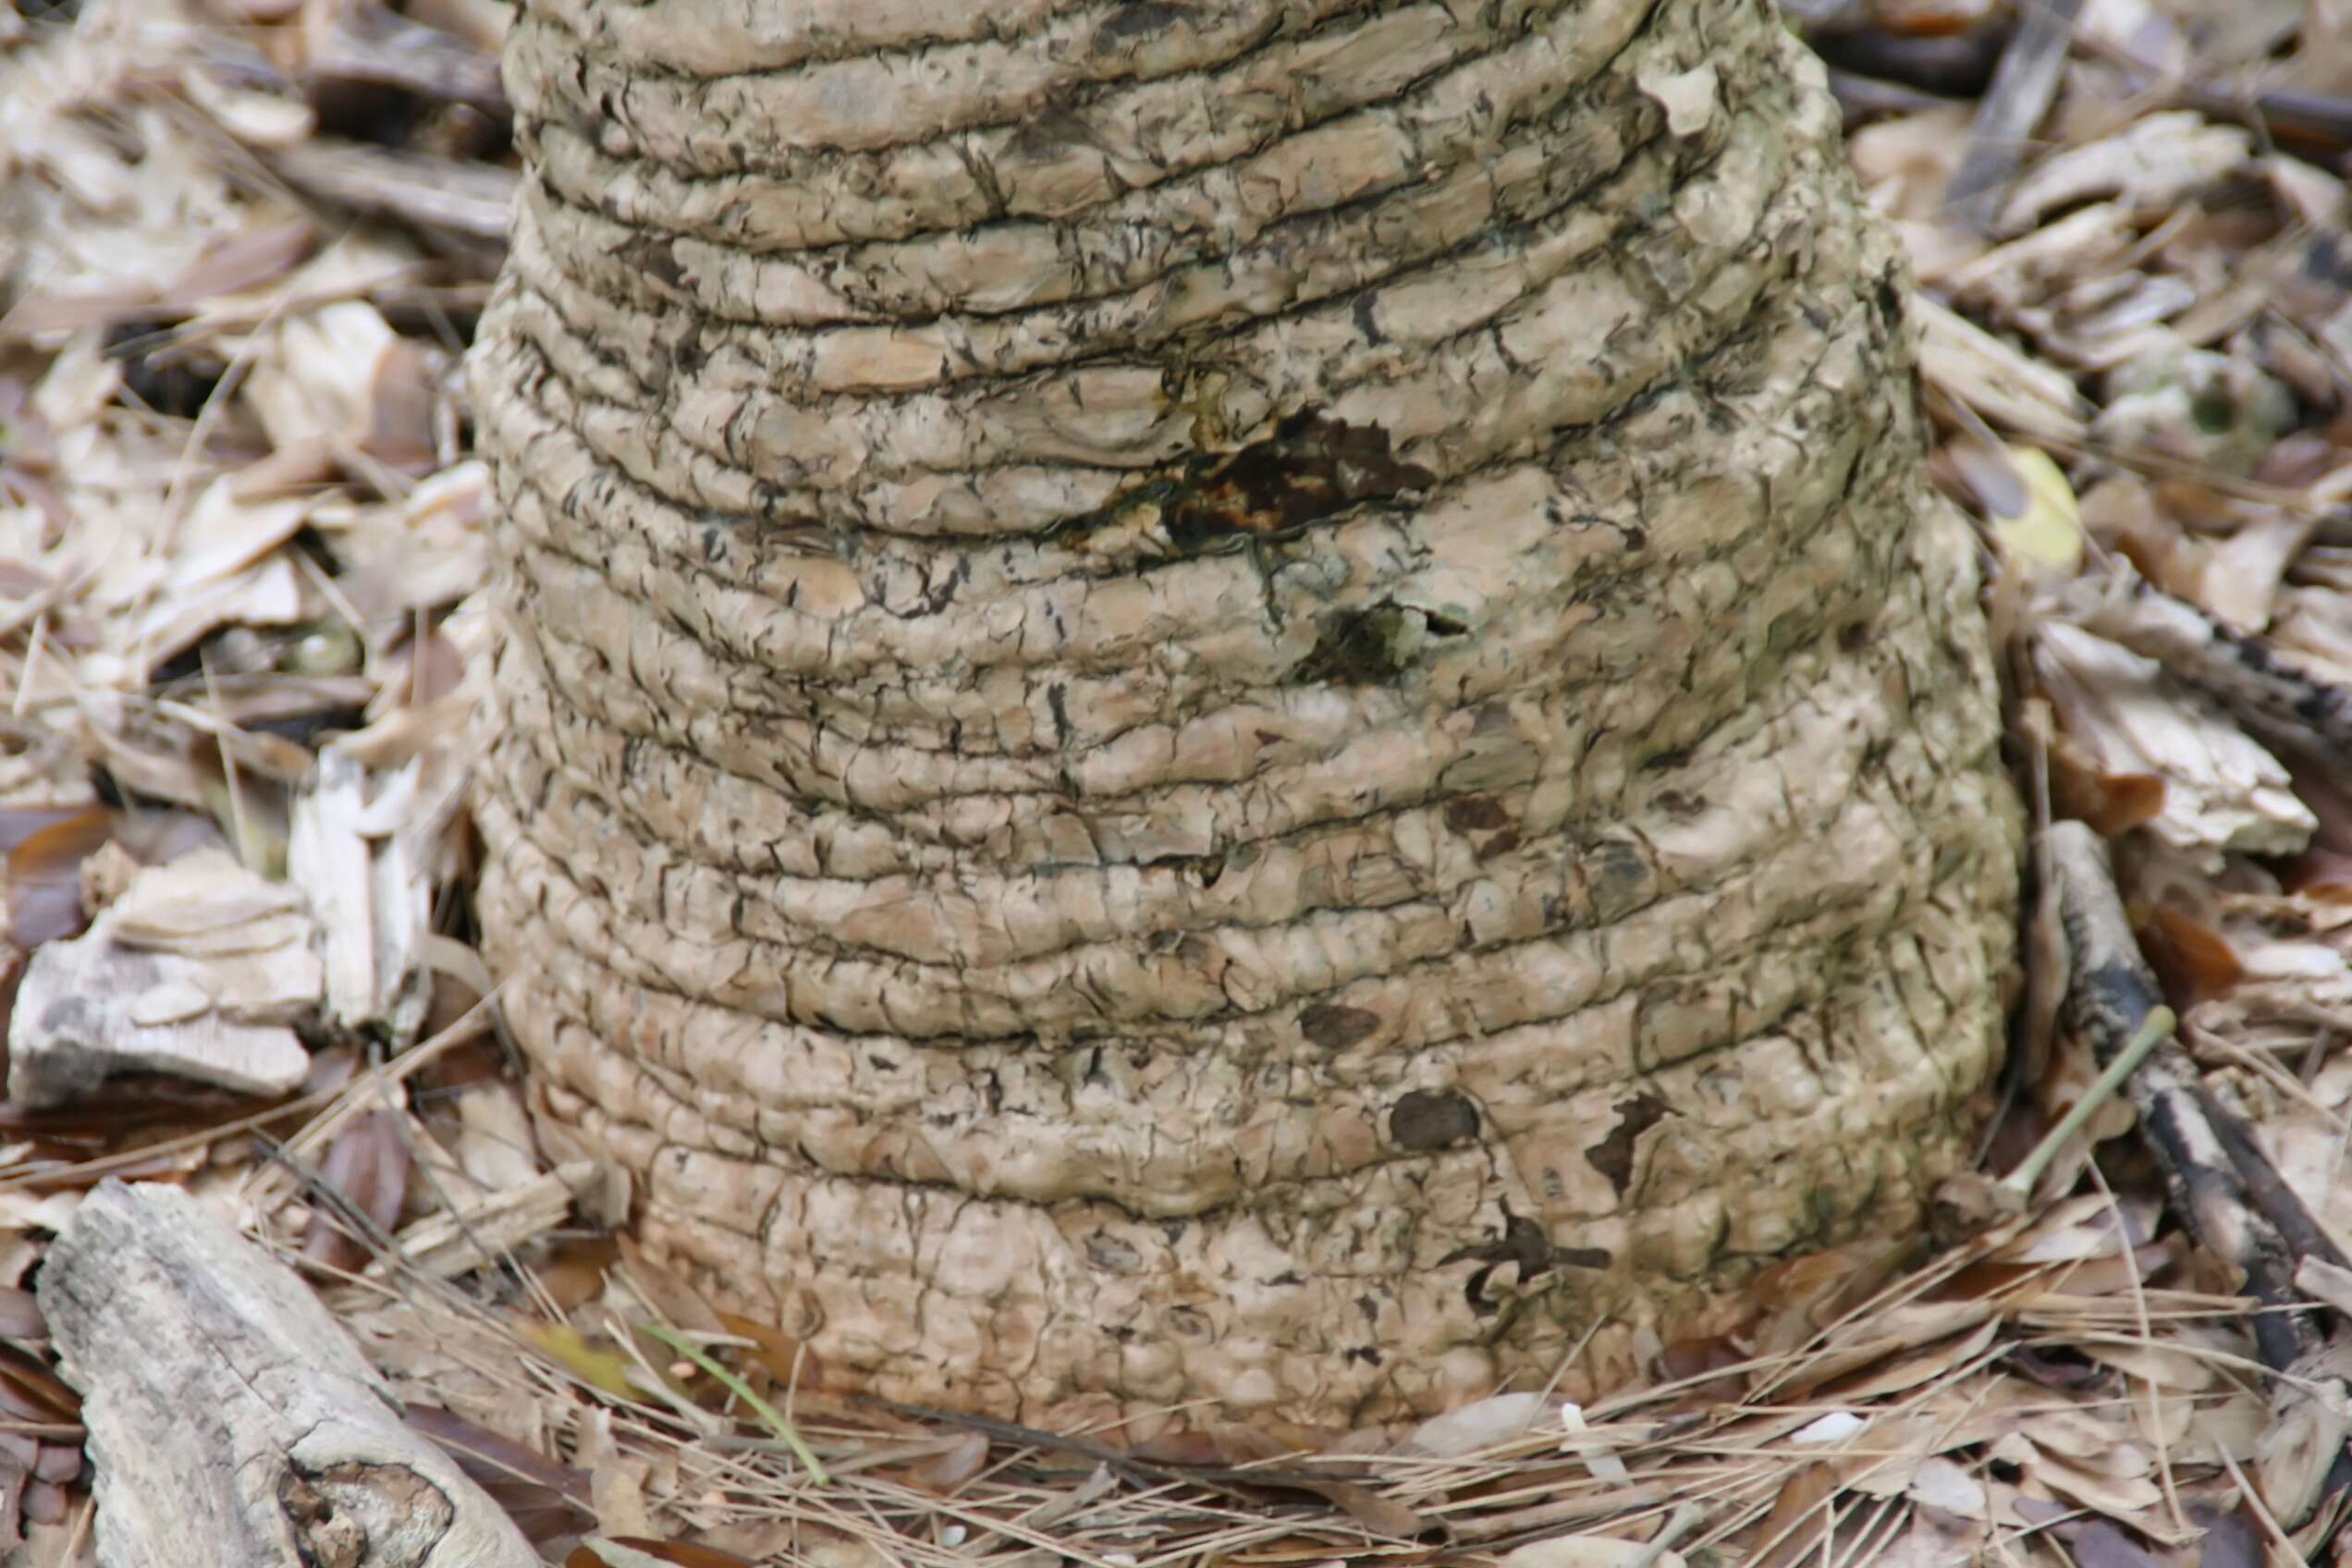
[472,0,2020,1426]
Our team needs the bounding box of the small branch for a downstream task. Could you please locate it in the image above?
[2048,824,2352,1531]
[267,141,516,262]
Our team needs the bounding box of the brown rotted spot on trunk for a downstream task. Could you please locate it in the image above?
[1057,408,1436,568]
[1297,1002,1380,1049]
[1585,1093,1670,1198]
[1444,794,1520,859]
[1166,407,1436,549]
[1439,1210,1611,1317]
[1475,827,1521,858]
[279,1461,452,1568]
[1009,107,1114,165]
[1444,795,1510,833]
[1390,1088,1478,1151]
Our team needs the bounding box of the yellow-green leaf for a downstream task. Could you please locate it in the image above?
[516,1320,638,1400]
[1990,446,2084,575]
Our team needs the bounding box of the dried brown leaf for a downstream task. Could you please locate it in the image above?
[2057,1517,2167,1568]
[576,1407,653,1539]
[2280,848,2352,899]
[1401,1391,1551,1457]
[1499,1536,1685,1567]
[1286,1478,1429,1542]
[404,1403,593,1542]
[0,1290,46,1341]
[301,1108,410,1272]
[1943,427,2029,519]
[535,1235,619,1316]
[0,1349,77,1425]
[1657,1332,1752,1404]
[1781,1302,1999,1396]
[2034,620,2314,864]
[1907,1455,1989,1519]
[2031,1240,2180,1300]
[2132,903,2245,1006]
[902,1429,988,1493]
[4,807,111,947]
[159,219,316,308]
[1750,1460,1837,1568]
[1821,1316,2003,1401]
[710,1309,826,1394]
[2016,1403,2148,1470]
[2190,1501,2263,1568]
[2048,749,2168,838]
[0,1452,29,1553]
[2028,1448,2165,1518]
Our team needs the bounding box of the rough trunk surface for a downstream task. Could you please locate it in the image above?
[472,0,2021,1427]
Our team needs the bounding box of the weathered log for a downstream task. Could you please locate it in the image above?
[37,1181,537,1568]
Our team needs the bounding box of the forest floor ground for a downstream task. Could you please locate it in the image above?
[4,1,2352,1564]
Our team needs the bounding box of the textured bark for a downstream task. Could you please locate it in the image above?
[472,0,2022,1427]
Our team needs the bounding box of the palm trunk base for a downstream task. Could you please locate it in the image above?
[471,0,2022,1426]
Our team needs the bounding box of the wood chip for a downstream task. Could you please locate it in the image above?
[368,1160,595,1282]
[8,851,319,1107]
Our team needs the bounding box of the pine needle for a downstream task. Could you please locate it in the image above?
[636,1319,831,1488]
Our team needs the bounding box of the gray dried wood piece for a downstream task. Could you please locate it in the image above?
[303,1,508,116]
[37,1182,539,1568]
[289,746,433,1044]
[367,1158,597,1282]
[269,141,518,245]
[6,933,310,1106]
[1944,0,2084,233]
